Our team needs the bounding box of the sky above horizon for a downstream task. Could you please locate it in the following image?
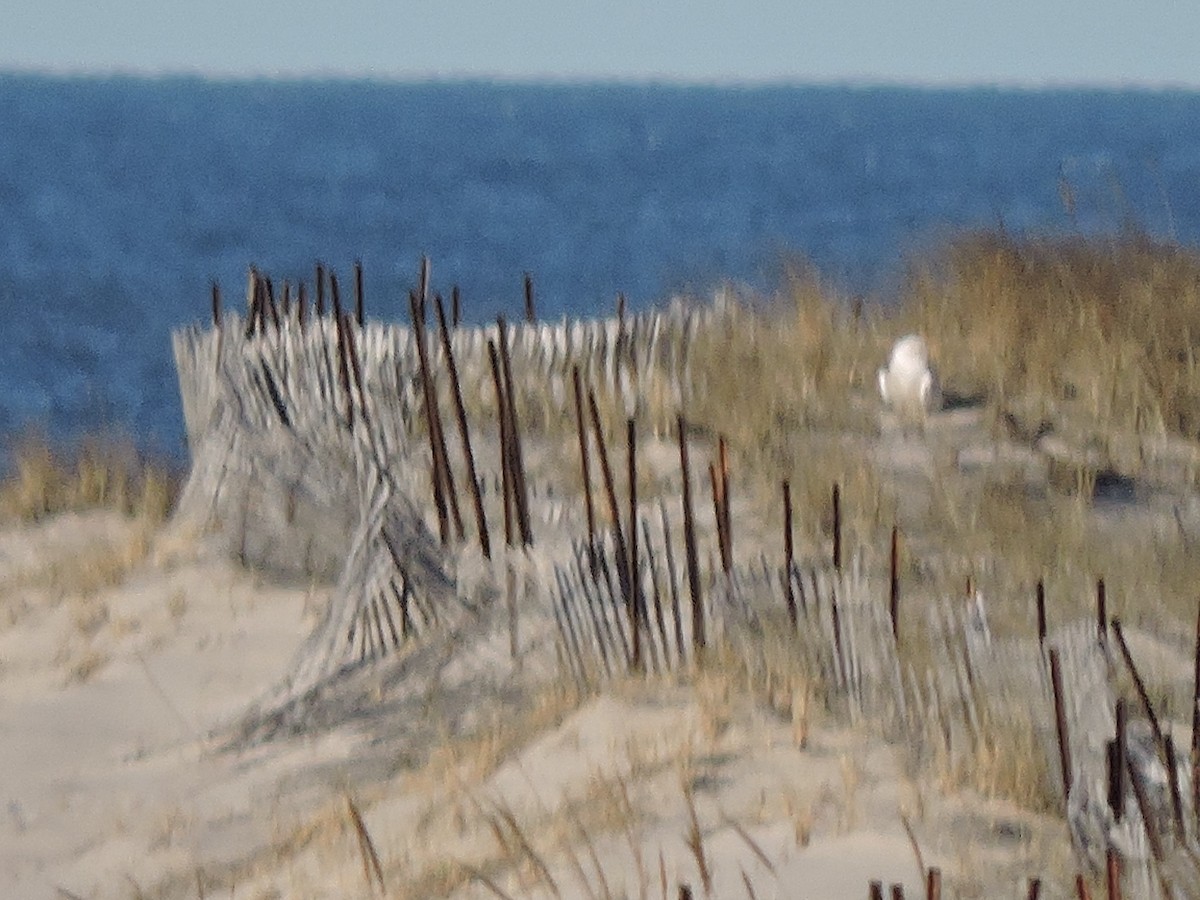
[3,0,1198,86]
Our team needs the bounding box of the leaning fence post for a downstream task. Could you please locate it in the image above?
[627,417,642,673]
[210,280,221,327]
[1036,579,1047,645]
[1108,698,1126,821]
[314,261,326,317]
[1164,732,1186,839]
[1192,596,1200,831]
[573,366,597,569]
[710,463,730,575]
[411,291,451,544]
[264,276,280,330]
[1111,618,1168,765]
[497,316,533,546]
[523,271,536,322]
[832,482,842,573]
[1105,847,1121,900]
[889,525,900,641]
[488,340,514,548]
[1049,648,1073,806]
[782,480,796,628]
[435,294,490,559]
[589,391,631,616]
[719,435,731,565]
[354,258,365,328]
[677,415,704,656]
[334,304,355,431]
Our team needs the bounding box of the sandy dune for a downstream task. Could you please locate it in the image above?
[5,402,1199,898]
[0,507,1079,899]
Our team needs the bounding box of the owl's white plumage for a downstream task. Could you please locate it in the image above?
[878,334,941,418]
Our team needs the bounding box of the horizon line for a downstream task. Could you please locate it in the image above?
[3,63,1200,93]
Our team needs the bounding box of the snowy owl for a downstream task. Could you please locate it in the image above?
[877,335,941,420]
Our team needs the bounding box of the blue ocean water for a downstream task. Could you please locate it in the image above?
[2,74,1200,463]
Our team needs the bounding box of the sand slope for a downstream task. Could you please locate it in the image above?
[0,510,1074,898]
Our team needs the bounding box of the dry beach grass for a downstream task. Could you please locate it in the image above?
[4,231,1200,897]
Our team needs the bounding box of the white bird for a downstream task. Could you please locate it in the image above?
[877,334,942,421]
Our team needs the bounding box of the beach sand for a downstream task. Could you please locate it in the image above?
[0,505,1070,898]
[13,402,1197,898]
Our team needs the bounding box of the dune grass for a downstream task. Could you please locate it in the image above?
[684,231,1200,473]
[670,232,1200,618]
[0,431,179,525]
[905,232,1200,440]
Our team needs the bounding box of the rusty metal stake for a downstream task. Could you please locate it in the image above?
[334,306,355,432]
[497,317,532,545]
[719,435,731,566]
[330,271,344,324]
[1126,747,1166,863]
[627,417,642,672]
[710,463,730,575]
[419,295,463,539]
[678,414,704,655]
[1109,698,1126,820]
[487,340,514,547]
[418,255,430,306]
[354,258,365,327]
[926,868,941,900]
[342,312,374,437]
[1036,579,1047,644]
[435,294,490,559]
[523,271,535,322]
[1192,597,1200,829]
[889,524,900,641]
[832,482,842,572]
[315,261,326,317]
[783,480,796,628]
[589,391,632,615]
[1050,648,1073,806]
[264,276,280,329]
[1105,847,1121,900]
[411,291,450,544]
[1164,733,1186,839]
[1111,618,1168,765]
[573,366,598,568]
[210,280,221,327]
[243,269,259,338]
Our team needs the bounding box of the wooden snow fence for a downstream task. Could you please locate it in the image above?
[552,504,1200,893]
[174,278,1200,892]
[169,287,711,738]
